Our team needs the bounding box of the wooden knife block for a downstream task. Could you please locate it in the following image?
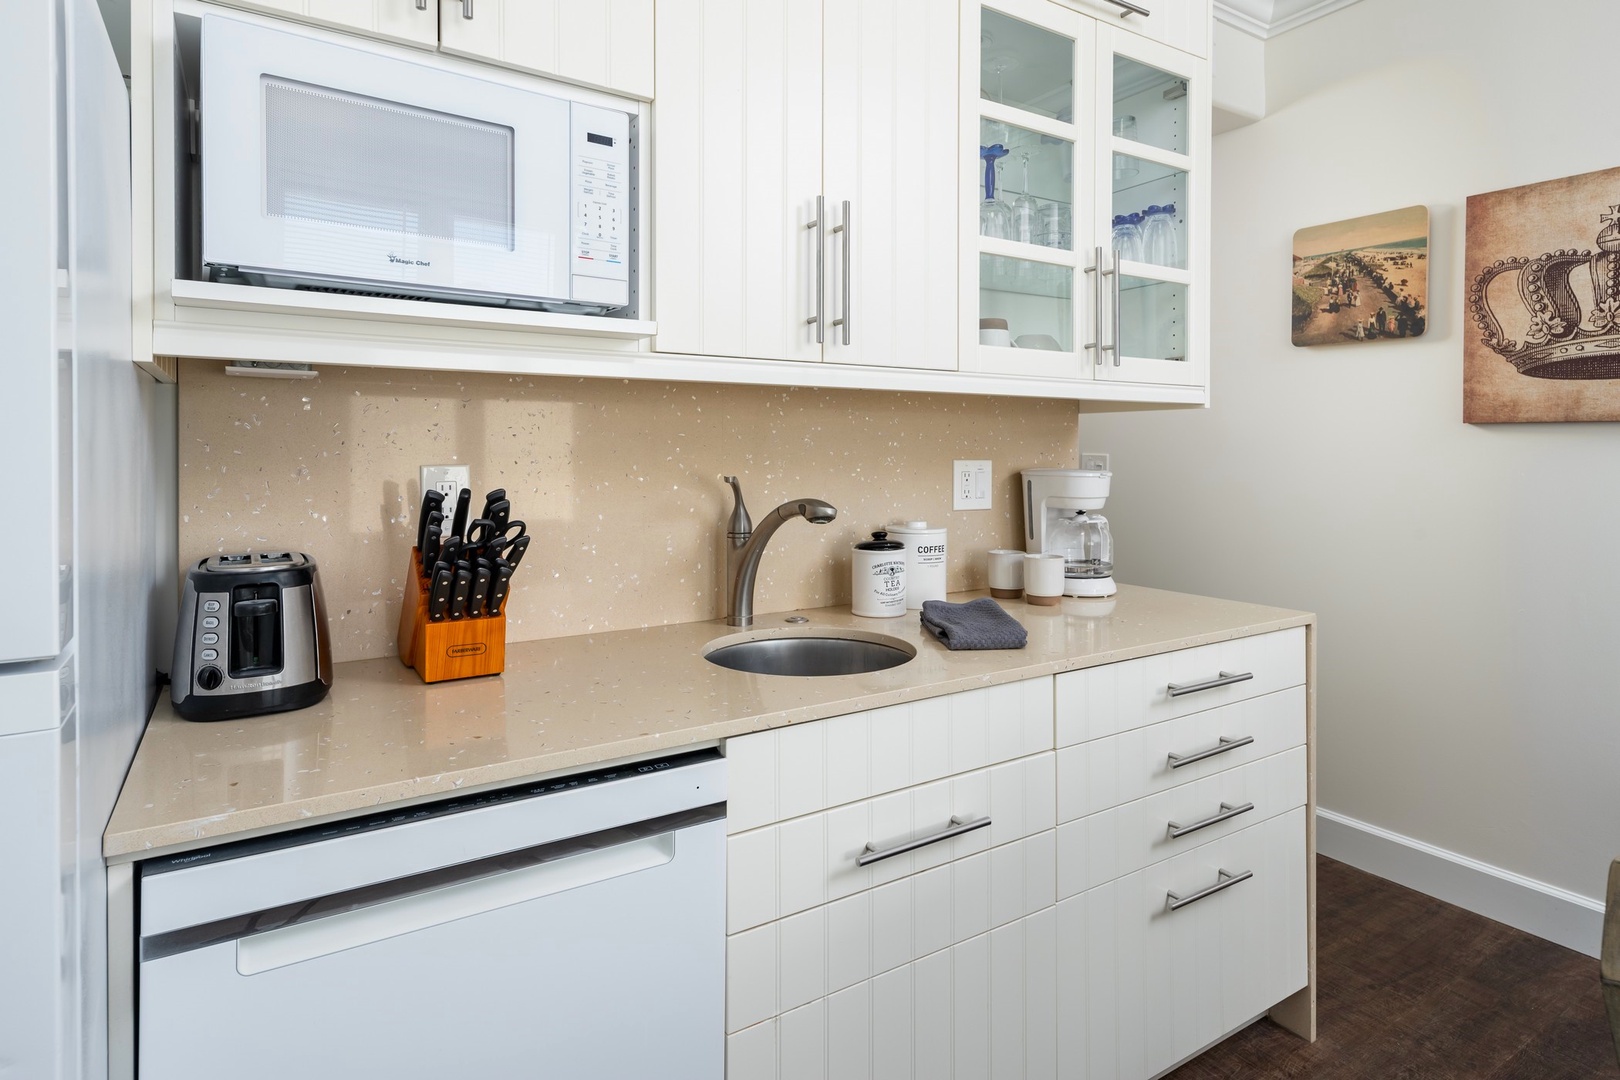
[397,548,506,683]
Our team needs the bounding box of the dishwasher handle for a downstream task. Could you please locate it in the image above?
[238,831,676,975]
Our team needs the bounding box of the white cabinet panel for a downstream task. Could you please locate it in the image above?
[951,932,991,1077]
[438,0,655,98]
[653,0,824,361]
[1057,744,1305,897]
[728,923,779,1034]
[727,1019,777,1080]
[822,0,959,371]
[216,0,439,46]
[1057,685,1306,822]
[1062,0,1209,58]
[1055,627,1306,747]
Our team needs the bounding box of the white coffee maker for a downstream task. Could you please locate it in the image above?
[1020,468,1116,597]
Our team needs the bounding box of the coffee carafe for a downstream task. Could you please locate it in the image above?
[1020,468,1118,598]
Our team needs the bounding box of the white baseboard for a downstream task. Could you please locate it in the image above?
[1316,808,1605,958]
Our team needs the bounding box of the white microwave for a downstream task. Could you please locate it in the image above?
[200,13,635,314]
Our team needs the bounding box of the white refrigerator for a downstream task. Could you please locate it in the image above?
[0,0,175,1077]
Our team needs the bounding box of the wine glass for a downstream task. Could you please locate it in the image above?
[1012,153,1039,246]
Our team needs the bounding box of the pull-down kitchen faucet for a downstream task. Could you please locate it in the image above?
[723,476,837,627]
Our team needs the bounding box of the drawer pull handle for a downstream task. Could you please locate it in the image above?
[1167,735,1255,769]
[1167,801,1253,840]
[1166,670,1253,698]
[1166,868,1252,912]
[857,815,990,867]
[1107,0,1152,15]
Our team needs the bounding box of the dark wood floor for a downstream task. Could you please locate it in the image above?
[1169,856,1618,1079]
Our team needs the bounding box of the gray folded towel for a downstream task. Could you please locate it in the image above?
[919,598,1028,651]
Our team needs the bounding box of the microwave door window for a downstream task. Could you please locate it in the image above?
[262,77,516,285]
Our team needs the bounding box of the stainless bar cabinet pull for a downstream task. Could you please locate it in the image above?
[458,0,473,17]
[857,815,990,867]
[830,200,851,345]
[1083,246,1103,363]
[1166,868,1252,912]
[1107,0,1152,17]
[806,196,825,345]
[1166,670,1254,698]
[415,0,428,9]
[1167,735,1255,770]
[1167,801,1253,840]
[1108,250,1122,365]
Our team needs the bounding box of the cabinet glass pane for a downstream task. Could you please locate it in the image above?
[981,9,1073,121]
[979,118,1072,249]
[981,254,1073,352]
[1112,158,1186,271]
[1118,277,1185,362]
[1113,56,1187,156]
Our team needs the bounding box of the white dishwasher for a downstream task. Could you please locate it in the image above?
[137,747,726,1079]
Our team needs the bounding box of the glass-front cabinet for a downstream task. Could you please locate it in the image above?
[961,0,1209,390]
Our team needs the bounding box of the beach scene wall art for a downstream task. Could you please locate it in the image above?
[1292,205,1429,347]
[1465,164,1620,423]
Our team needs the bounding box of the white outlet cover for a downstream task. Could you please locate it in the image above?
[953,459,992,510]
[1080,452,1110,473]
[419,464,471,520]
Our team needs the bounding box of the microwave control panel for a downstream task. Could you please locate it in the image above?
[569,103,632,310]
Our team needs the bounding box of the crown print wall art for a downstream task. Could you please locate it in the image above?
[1292,206,1429,347]
[1466,165,1620,422]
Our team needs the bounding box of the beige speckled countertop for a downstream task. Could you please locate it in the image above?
[105,585,1312,862]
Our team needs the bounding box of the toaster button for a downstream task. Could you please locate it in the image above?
[203,616,220,629]
[201,648,219,662]
[203,600,221,613]
[202,633,219,645]
[197,666,223,691]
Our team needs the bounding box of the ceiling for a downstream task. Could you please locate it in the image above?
[1213,0,1366,38]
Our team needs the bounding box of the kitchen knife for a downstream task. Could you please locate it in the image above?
[480,488,506,522]
[503,533,531,575]
[427,567,454,622]
[487,560,514,617]
[440,537,463,571]
[486,499,511,532]
[449,487,472,542]
[416,489,446,550]
[421,524,442,574]
[470,565,492,616]
[449,568,473,620]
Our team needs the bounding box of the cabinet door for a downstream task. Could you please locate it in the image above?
[437,0,655,99]
[652,0,824,362]
[1091,28,1209,388]
[222,0,439,47]
[821,0,959,371]
[961,0,1099,381]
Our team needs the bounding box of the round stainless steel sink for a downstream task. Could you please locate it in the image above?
[704,629,916,677]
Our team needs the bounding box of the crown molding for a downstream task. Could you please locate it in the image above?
[1214,0,1367,38]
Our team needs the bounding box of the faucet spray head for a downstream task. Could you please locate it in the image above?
[724,475,752,539]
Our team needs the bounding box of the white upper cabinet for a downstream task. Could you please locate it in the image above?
[438,0,656,100]
[653,0,959,372]
[219,0,439,47]
[963,0,1210,392]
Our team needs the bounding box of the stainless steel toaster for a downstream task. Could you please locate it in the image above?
[172,552,332,722]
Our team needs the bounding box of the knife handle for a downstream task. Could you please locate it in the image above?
[470,566,492,617]
[480,488,506,520]
[504,534,530,574]
[449,568,473,621]
[450,487,472,541]
[487,561,514,617]
[427,568,454,622]
[487,499,511,532]
[422,525,442,573]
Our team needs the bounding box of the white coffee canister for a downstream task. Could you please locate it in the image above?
[888,520,947,609]
[851,532,908,618]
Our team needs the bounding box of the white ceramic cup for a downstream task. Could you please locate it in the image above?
[979,328,1013,347]
[1024,553,1065,606]
[987,549,1025,598]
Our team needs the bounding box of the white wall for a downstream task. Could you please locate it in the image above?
[1081,0,1620,950]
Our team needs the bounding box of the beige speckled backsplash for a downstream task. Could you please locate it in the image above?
[177,361,1079,663]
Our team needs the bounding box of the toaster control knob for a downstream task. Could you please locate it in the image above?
[197,666,223,691]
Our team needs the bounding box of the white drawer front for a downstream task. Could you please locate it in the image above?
[729,753,1055,934]
[1056,745,1305,899]
[727,908,1058,1080]
[1055,627,1305,748]
[727,677,1054,834]
[1056,807,1308,1080]
[1056,685,1306,823]
[725,831,1056,1033]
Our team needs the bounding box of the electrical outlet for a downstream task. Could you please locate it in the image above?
[419,464,471,521]
[953,459,992,510]
[1080,452,1110,473]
